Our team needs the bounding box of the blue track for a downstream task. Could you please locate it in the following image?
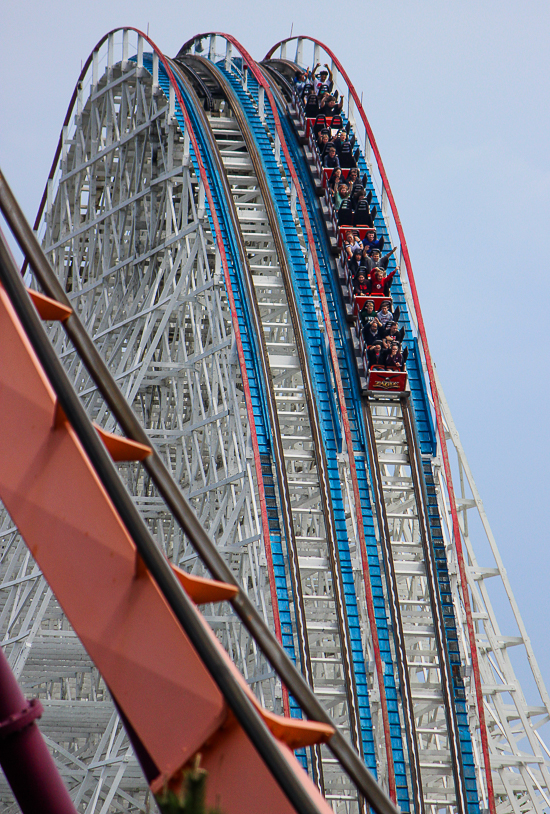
[272,63,480,812]
[216,60,380,780]
[342,108,481,814]
[141,56,305,750]
[144,51,479,811]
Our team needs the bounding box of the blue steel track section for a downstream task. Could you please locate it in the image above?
[423,460,480,813]
[140,57,306,756]
[270,62,479,811]
[226,64,411,810]
[215,59,381,782]
[271,92,412,812]
[344,112,481,814]
[224,55,479,812]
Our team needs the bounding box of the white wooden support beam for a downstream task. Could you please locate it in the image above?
[122,29,129,68]
[274,130,281,167]
[183,127,190,162]
[225,40,233,72]
[290,181,297,217]
[168,84,175,120]
[46,179,53,220]
[107,33,114,77]
[197,180,205,220]
[381,183,388,216]
[76,80,83,117]
[92,50,98,90]
[152,52,159,93]
[313,43,320,67]
[61,126,69,165]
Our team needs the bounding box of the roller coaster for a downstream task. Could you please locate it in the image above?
[0,29,548,814]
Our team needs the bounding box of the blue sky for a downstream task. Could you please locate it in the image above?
[2,0,549,709]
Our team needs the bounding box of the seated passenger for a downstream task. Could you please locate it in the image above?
[294,71,307,95]
[312,64,334,93]
[369,267,397,296]
[317,131,330,153]
[318,92,332,112]
[350,183,364,206]
[363,319,383,347]
[328,167,343,191]
[322,95,344,116]
[348,248,363,278]
[346,167,359,188]
[377,301,394,327]
[362,246,396,273]
[384,342,403,371]
[323,144,340,169]
[359,299,378,327]
[343,230,362,258]
[382,320,405,343]
[304,93,320,118]
[367,343,384,368]
[354,272,370,295]
[342,231,366,258]
[334,182,349,210]
[362,226,384,252]
[332,129,345,154]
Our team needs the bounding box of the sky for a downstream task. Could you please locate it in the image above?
[2,1,550,712]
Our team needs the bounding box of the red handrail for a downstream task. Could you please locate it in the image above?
[265,35,496,813]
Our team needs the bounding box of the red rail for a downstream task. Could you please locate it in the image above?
[265,35,496,813]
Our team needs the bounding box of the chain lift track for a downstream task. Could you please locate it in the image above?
[0,26,548,814]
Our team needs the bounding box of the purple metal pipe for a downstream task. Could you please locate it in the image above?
[0,646,77,814]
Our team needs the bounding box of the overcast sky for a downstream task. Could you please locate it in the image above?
[2,0,549,708]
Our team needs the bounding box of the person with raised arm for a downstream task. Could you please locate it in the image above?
[368,267,397,296]
[334,182,349,211]
[361,246,397,274]
[312,63,334,93]
[363,318,383,347]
